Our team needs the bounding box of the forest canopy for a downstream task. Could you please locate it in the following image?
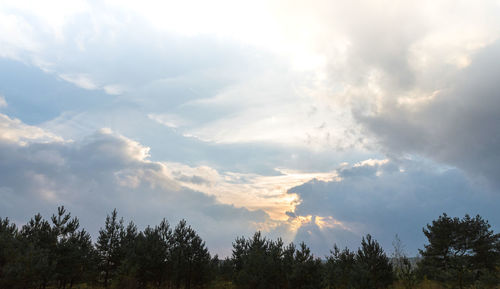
[1,207,499,289]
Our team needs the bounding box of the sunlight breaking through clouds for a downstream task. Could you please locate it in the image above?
[2,0,500,256]
[0,113,347,247]
[165,163,339,220]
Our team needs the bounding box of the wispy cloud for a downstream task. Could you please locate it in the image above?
[148,113,189,129]
[166,162,338,220]
[2,0,500,256]
[59,73,99,90]
[0,95,7,108]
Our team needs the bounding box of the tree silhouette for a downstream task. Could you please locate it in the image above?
[51,206,95,289]
[1,207,499,289]
[324,245,356,289]
[355,234,393,289]
[96,209,124,288]
[419,213,500,288]
[171,219,211,289]
[0,218,19,288]
[290,242,322,289]
[19,213,56,289]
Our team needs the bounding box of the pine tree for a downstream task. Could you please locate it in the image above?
[115,221,140,288]
[19,213,57,289]
[267,238,284,289]
[290,242,322,289]
[324,245,356,289]
[240,231,270,289]
[418,213,500,288]
[51,206,90,289]
[135,223,169,288]
[171,220,211,289]
[0,218,19,288]
[355,234,393,289]
[96,209,124,288]
[282,242,296,289]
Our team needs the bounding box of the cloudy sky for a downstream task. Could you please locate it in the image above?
[1,0,500,257]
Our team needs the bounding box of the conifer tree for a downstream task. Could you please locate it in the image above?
[419,213,500,288]
[171,220,211,289]
[19,213,56,289]
[282,242,296,289]
[135,224,169,288]
[267,238,284,289]
[0,218,19,288]
[290,242,322,289]
[115,221,140,288]
[96,209,124,288]
[51,206,88,289]
[355,234,393,289]
[324,245,356,289]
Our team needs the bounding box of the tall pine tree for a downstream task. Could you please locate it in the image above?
[96,209,124,288]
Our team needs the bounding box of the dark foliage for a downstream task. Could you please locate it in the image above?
[231,232,322,289]
[418,213,500,288]
[355,234,394,289]
[324,235,393,289]
[0,208,499,289]
[324,245,356,289]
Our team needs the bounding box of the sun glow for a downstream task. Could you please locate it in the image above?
[164,163,339,221]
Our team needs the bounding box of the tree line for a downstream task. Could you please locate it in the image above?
[1,207,499,289]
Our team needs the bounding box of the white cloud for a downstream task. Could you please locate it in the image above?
[57,74,127,95]
[0,115,274,255]
[0,95,7,108]
[179,69,364,150]
[103,84,125,95]
[0,114,64,144]
[148,113,189,129]
[0,114,346,254]
[9,0,498,159]
[0,0,90,40]
[0,12,40,59]
[1,0,500,255]
[59,73,99,90]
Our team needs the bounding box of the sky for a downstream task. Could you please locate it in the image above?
[1,0,500,257]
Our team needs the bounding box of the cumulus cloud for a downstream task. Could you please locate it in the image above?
[0,114,64,144]
[2,0,500,256]
[0,113,356,255]
[286,158,500,256]
[356,41,500,189]
[264,0,500,189]
[0,113,271,255]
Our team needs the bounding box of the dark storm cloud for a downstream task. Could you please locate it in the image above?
[357,41,500,189]
[288,158,500,256]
